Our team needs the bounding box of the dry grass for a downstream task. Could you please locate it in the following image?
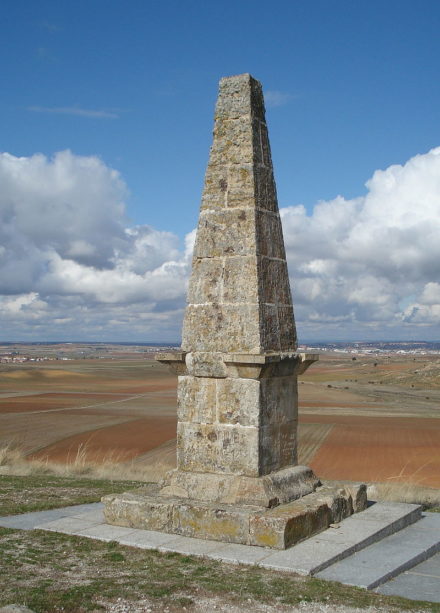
[0,441,172,483]
[297,422,334,464]
[366,480,440,509]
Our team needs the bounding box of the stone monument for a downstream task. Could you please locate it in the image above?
[103,74,366,548]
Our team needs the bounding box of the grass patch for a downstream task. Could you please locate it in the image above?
[0,528,438,612]
[0,473,141,515]
[0,475,439,611]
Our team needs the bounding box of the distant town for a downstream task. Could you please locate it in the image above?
[299,341,440,355]
[1,340,440,364]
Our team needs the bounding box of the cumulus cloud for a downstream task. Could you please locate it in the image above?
[2,146,440,341]
[0,150,190,340]
[282,146,440,338]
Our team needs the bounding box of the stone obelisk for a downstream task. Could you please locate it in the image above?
[103,74,366,548]
[159,73,318,503]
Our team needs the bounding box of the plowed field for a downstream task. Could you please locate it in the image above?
[300,415,440,488]
[2,352,440,488]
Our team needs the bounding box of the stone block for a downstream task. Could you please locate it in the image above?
[260,376,297,425]
[277,306,297,351]
[254,165,278,212]
[259,421,298,474]
[257,120,273,168]
[215,74,263,120]
[351,483,368,512]
[187,257,223,304]
[260,257,292,305]
[259,303,281,352]
[250,501,332,549]
[222,255,259,303]
[155,352,187,375]
[209,118,254,166]
[201,164,228,210]
[185,352,227,378]
[255,210,286,259]
[226,164,256,209]
[194,208,257,258]
[103,480,358,550]
[227,163,253,192]
[159,464,318,508]
[177,375,216,423]
[182,304,262,353]
[177,422,260,476]
[103,491,173,532]
[173,501,251,544]
[216,377,260,426]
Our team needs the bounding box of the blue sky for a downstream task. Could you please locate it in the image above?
[2,0,440,342]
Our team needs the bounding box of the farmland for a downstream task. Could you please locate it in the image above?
[0,345,439,488]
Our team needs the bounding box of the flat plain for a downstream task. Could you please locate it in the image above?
[1,348,439,487]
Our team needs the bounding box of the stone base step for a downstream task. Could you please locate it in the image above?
[315,512,440,589]
[259,502,422,575]
[102,483,366,550]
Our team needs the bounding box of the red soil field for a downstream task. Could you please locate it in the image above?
[304,415,440,487]
[0,393,131,414]
[32,415,178,463]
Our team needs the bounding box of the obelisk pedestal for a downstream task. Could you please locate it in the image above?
[103,75,367,549]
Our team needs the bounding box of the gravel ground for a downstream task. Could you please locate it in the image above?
[103,595,429,613]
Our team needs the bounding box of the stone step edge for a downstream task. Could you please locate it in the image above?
[369,541,440,589]
[306,502,423,576]
[346,515,440,589]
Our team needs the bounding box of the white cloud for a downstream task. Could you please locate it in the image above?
[0,150,190,341]
[264,90,294,108]
[2,146,440,341]
[282,146,440,339]
[28,106,119,119]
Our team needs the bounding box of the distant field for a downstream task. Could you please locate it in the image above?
[1,352,439,487]
[0,359,177,459]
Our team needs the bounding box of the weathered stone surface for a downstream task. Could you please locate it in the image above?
[182,73,296,356]
[185,352,227,378]
[351,483,368,512]
[159,465,319,507]
[250,501,331,549]
[155,352,187,375]
[172,502,252,544]
[103,488,173,532]
[249,486,360,549]
[177,375,217,423]
[182,304,262,354]
[324,482,368,514]
[216,377,260,426]
[103,483,362,549]
[260,376,297,425]
[177,422,260,476]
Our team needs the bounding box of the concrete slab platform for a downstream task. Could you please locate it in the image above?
[316,513,440,589]
[208,542,272,565]
[0,509,72,530]
[376,552,440,603]
[117,529,189,550]
[0,502,105,531]
[260,502,422,575]
[71,508,105,522]
[73,524,138,541]
[35,517,101,534]
[157,535,227,556]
